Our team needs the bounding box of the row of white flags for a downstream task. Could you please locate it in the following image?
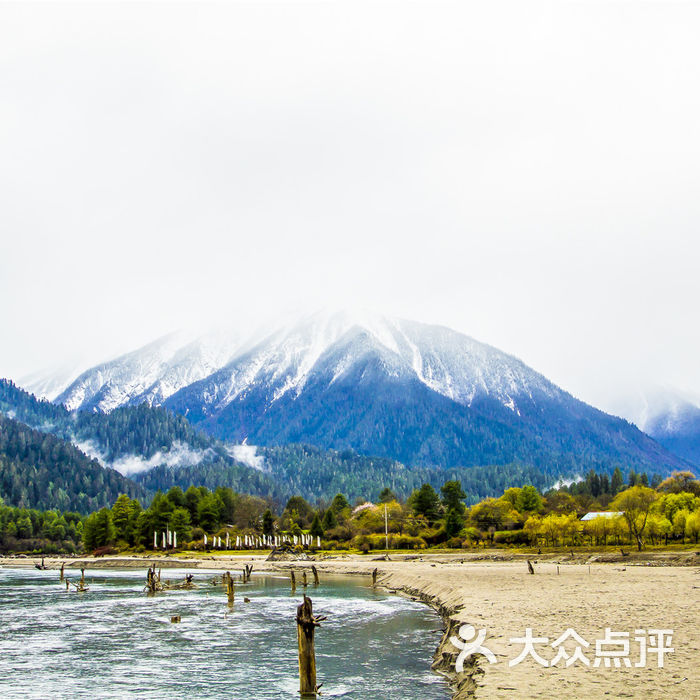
[153,530,320,549]
[203,533,321,549]
[153,529,178,549]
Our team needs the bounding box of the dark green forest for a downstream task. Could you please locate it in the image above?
[0,414,143,512]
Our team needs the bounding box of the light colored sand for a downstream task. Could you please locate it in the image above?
[3,552,698,698]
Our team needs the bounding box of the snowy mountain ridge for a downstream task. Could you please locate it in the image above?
[47,311,559,417]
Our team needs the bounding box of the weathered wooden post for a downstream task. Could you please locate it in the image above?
[372,568,377,587]
[80,569,85,587]
[527,560,535,575]
[311,565,319,586]
[291,571,296,593]
[60,562,65,582]
[302,571,308,588]
[296,596,326,697]
[226,571,235,604]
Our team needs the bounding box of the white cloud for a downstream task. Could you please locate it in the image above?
[75,439,214,477]
[226,444,266,472]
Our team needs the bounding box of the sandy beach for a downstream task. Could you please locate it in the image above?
[3,551,698,699]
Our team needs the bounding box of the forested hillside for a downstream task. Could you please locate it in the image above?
[0,414,144,512]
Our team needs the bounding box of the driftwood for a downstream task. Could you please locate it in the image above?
[372,568,378,587]
[296,596,326,697]
[60,563,65,582]
[311,565,319,586]
[35,557,48,571]
[291,571,297,593]
[171,615,181,623]
[302,571,308,588]
[621,549,630,557]
[67,569,89,592]
[527,560,535,575]
[146,565,165,593]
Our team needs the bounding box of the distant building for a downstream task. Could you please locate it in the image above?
[580,511,623,521]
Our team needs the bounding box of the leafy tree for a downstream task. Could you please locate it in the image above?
[515,485,543,514]
[611,486,658,551]
[284,496,314,526]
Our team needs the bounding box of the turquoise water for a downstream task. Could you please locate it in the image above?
[0,567,448,699]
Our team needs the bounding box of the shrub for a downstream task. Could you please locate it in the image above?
[493,529,530,545]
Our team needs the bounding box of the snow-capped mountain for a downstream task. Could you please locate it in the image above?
[165,311,558,417]
[607,386,700,466]
[39,311,686,475]
[54,329,243,412]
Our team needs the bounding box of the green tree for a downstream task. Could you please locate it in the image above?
[184,486,203,524]
[197,493,224,532]
[379,487,396,503]
[331,493,350,514]
[166,486,186,508]
[321,508,337,531]
[262,509,275,536]
[611,467,624,495]
[411,484,441,522]
[444,507,465,538]
[515,485,543,514]
[441,480,466,515]
[112,494,140,543]
[169,507,192,542]
[82,508,116,550]
[310,512,324,538]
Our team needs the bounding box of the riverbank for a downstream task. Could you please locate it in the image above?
[2,550,698,698]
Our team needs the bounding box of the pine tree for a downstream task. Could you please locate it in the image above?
[411,483,441,522]
[321,508,337,531]
[444,507,465,538]
[262,509,275,536]
[440,480,466,514]
[310,512,324,537]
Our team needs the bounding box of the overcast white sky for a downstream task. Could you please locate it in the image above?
[1,1,699,414]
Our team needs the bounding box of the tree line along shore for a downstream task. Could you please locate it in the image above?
[1,467,699,556]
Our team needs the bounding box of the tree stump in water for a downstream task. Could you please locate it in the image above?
[60,563,65,582]
[311,565,319,586]
[291,571,296,593]
[296,596,326,697]
[527,560,535,575]
[226,571,235,604]
[372,568,378,587]
[302,571,308,588]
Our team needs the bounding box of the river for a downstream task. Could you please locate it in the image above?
[0,566,449,699]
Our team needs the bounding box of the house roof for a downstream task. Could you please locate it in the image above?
[580,511,623,521]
